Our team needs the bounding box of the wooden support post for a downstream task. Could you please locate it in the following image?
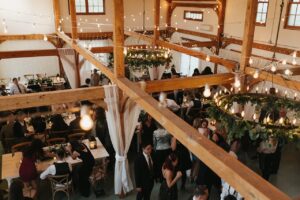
[75,53,81,88]
[240,0,258,90]
[214,0,227,74]
[153,0,160,45]
[113,0,125,78]
[69,0,78,40]
[166,0,172,28]
[52,0,61,31]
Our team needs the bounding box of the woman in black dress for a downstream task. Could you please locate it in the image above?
[68,140,95,197]
[171,137,192,190]
[159,153,182,200]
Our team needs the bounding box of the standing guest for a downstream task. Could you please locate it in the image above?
[188,185,209,200]
[13,111,29,138]
[140,113,156,147]
[224,194,237,200]
[10,77,26,95]
[40,148,72,180]
[19,139,44,195]
[134,142,155,200]
[68,140,95,197]
[257,136,278,180]
[153,123,172,181]
[171,137,192,190]
[159,153,182,200]
[9,179,35,200]
[91,69,100,86]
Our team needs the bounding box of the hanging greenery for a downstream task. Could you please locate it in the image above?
[108,47,172,71]
[206,92,300,142]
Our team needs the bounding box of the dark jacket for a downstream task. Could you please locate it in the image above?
[134,153,154,189]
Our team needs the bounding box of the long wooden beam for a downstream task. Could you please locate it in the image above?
[178,41,217,48]
[69,0,78,40]
[125,31,237,71]
[57,31,291,200]
[52,0,60,31]
[171,2,217,8]
[0,49,58,59]
[145,73,234,93]
[0,87,104,112]
[153,0,160,44]
[0,34,56,41]
[245,67,300,91]
[168,27,218,41]
[116,77,290,200]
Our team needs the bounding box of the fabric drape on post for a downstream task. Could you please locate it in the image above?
[104,85,141,194]
[58,48,77,88]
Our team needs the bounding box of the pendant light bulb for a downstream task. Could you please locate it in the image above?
[80,115,94,131]
[234,78,241,88]
[206,55,210,62]
[292,58,297,65]
[43,35,48,41]
[203,84,211,98]
[282,59,287,65]
[271,64,277,72]
[241,111,245,118]
[253,69,259,79]
[293,51,297,58]
[284,69,292,76]
[249,57,253,65]
[123,47,127,55]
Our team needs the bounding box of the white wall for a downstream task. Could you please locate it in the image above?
[0,41,60,82]
[224,0,300,49]
[171,7,218,35]
[59,0,168,33]
[0,0,55,34]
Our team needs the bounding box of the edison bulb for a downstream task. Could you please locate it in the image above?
[249,57,253,65]
[279,117,284,124]
[293,118,297,125]
[206,55,210,62]
[203,84,211,98]
[271,64,277,72]
[123,47,127,55]
[253,69,259,79]
[43,35,48,41]
[241,111,245,118]
[234,79,241,88]
[284,69,292,76]
[282,60,287,65]
[292,59,297,65]
[80,115,94,131]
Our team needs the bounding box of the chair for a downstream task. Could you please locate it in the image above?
[48,174,72,200]
[46,138,66,146]
[11,141,31,155]
[67,133,86,141]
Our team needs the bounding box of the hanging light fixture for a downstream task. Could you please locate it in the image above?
[80,105,94,131]
[249,57,253,65]
[253,69,259,79]
[203,84,211,98]
[43,35,48,41]
[206,55,210,62]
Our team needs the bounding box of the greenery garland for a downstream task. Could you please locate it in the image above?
[206,92,300,143]
[108,48,172,70]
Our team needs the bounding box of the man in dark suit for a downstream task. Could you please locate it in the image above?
[134,142,154,200]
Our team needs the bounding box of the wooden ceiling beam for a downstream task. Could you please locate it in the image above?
[171,2,218,8]
[125,31,237,71]
[168,27,217,41]
[245,67,300,91]
[145,73,234,93]
[0,34,56,41]
[0,87,104,112]
[0,49,58,59]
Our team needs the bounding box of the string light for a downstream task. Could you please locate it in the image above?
[249,57,253,65]
[292,58,297,65]
[253,69,259,79]
[270,63,277,72]
[43,35,48,41]
[282,59,287,65]
[206,55,210,62]
[284,69,292,76]
[241,111,245,118]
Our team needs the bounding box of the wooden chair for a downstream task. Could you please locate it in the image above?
[67,133,86,141]
[46,138,66,146]
[11,141,31,155]
[48,174,72,200]
[50,130,70,139]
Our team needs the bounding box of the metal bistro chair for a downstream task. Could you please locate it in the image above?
[46,138,66,146]
[11,141,31,155]
[48,174,72,200]
[67,133,86,142]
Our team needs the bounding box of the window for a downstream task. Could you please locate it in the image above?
[74,0,105,15]
[180,50,200,76]
[256,0,269,26]
[285,0,300,29]
[184,11,203,22]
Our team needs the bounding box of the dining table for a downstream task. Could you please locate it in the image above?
[1,137,109,187]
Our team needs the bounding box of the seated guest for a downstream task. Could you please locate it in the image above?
[40,148,72,180]
[192,68,201,76]
[188,185,208,200]
[0,85,7,96]
[50,114,69,132]
[0,111,15,140]
[10,77,26,95]
[31,116,46,134]
[201,67,213,75]
[91,69,100,86]
[80,78,91,88]
[224,195,237,200]
[67,140,95,197]
[9,179,35,200]
[13,111,29,138]
[69,112,81,131]
[134,142,155,200]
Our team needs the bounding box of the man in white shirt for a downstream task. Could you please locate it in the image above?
[10,78,26,95]
[40,148,72,180]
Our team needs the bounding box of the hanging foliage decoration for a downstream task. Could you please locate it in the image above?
[108,47,172,71]
[206,92,300,142]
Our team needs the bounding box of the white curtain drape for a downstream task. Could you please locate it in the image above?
[104,85,141,194]
[58,48,76,88]
[148,65,165,80]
